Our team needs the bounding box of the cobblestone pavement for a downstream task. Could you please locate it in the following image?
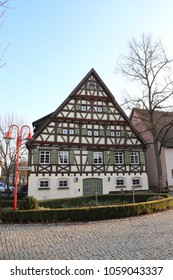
[0,210,173,260]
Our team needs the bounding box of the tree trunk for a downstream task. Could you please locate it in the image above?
[153,141,163,191]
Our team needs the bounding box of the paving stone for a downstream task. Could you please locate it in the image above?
[0,209,173,259]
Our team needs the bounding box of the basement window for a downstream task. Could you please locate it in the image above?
[58,179,69,189]
[132,178,141,187]
[116,178,126,188]
[38,179,50,189]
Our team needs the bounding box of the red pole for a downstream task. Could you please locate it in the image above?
[13,134,21,211]
[4,124,32,211]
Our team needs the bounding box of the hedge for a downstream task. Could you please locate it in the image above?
[38,193,169,208]
[1,197,173,223]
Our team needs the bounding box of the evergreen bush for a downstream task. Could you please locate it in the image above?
[19,196,38,210]
[1,197,173,223]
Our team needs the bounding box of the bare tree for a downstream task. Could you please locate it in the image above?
[116,33,173,190]
[0,114,29,186]
[0,1,10,67]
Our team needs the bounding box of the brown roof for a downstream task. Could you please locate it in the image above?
[131,108,173,147]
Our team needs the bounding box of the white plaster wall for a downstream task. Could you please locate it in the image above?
[28,173,149,201]
[165,148,173,187]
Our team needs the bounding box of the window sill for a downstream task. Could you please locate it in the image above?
[58,187,69,190]
[38,187,50,190]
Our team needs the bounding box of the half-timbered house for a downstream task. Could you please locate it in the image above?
[27,69,148,200]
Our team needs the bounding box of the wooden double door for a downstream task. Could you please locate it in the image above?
[83,178,103,196]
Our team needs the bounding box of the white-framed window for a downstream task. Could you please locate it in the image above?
[116,131,121,137]
[81,105,87,111]
[97,106,102,112]
[93,152,103,164]
[94,130,99,136]
[111,131,115,137]
[69,129,74,135]
[58,151,68,164]
[115,152,124,164]
[38,179,50,189]
[87,130,92,136]
[58,179,69,189]
[132,178,141,186]
[116,178,126,188]
[63,129,68,134]
[130,152,139,164]
[40,151,50,164]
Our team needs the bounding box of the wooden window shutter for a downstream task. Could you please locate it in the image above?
[124,151,130,164]
[57,127,62,134]
[140,151,145,164]
[50,150,58,164]
[33,150,39,164]
[104,151,109,164]
[75,128,80,135]
[81,129,87,135]
[109,151,115,164]
[121,131,126,137]
[69,150,75,164]
[76,104,81,111]
[88,151,93,164]
[100,130,105,136]
[106,130,111,136]
[103,106,108,113]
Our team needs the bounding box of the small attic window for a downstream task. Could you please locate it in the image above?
[89,82,96,90]
[81,105,87,111]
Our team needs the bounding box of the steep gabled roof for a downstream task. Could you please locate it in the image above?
[31,68,146,146]
[131,108,173,147]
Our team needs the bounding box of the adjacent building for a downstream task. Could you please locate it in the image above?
[27,69,148,200]
[131,108,173,189]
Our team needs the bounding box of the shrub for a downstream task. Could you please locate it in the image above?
[19,196,38,210]
[1,197,173,223]
[38,193,169,209]
[147,196,164,201]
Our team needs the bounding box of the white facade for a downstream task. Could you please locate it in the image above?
[28,173,149,201]
[164,148,173,187]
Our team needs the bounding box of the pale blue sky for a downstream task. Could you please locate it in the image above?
[1,0,173,130]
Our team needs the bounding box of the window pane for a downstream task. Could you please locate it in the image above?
[93,152,102,164]
[69,129,74,135]
[88,130,92,136]
[63,129,68,134]
[132,179,140,185]
[59,180,68,187]
[39,180,49,188]
[130,152,139,164]
[59,151,68,164]
[81,105,87,111]
[115,152,124,164]
[40,151,50,164]
[98,107,102,112]
[94,130,99,136]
